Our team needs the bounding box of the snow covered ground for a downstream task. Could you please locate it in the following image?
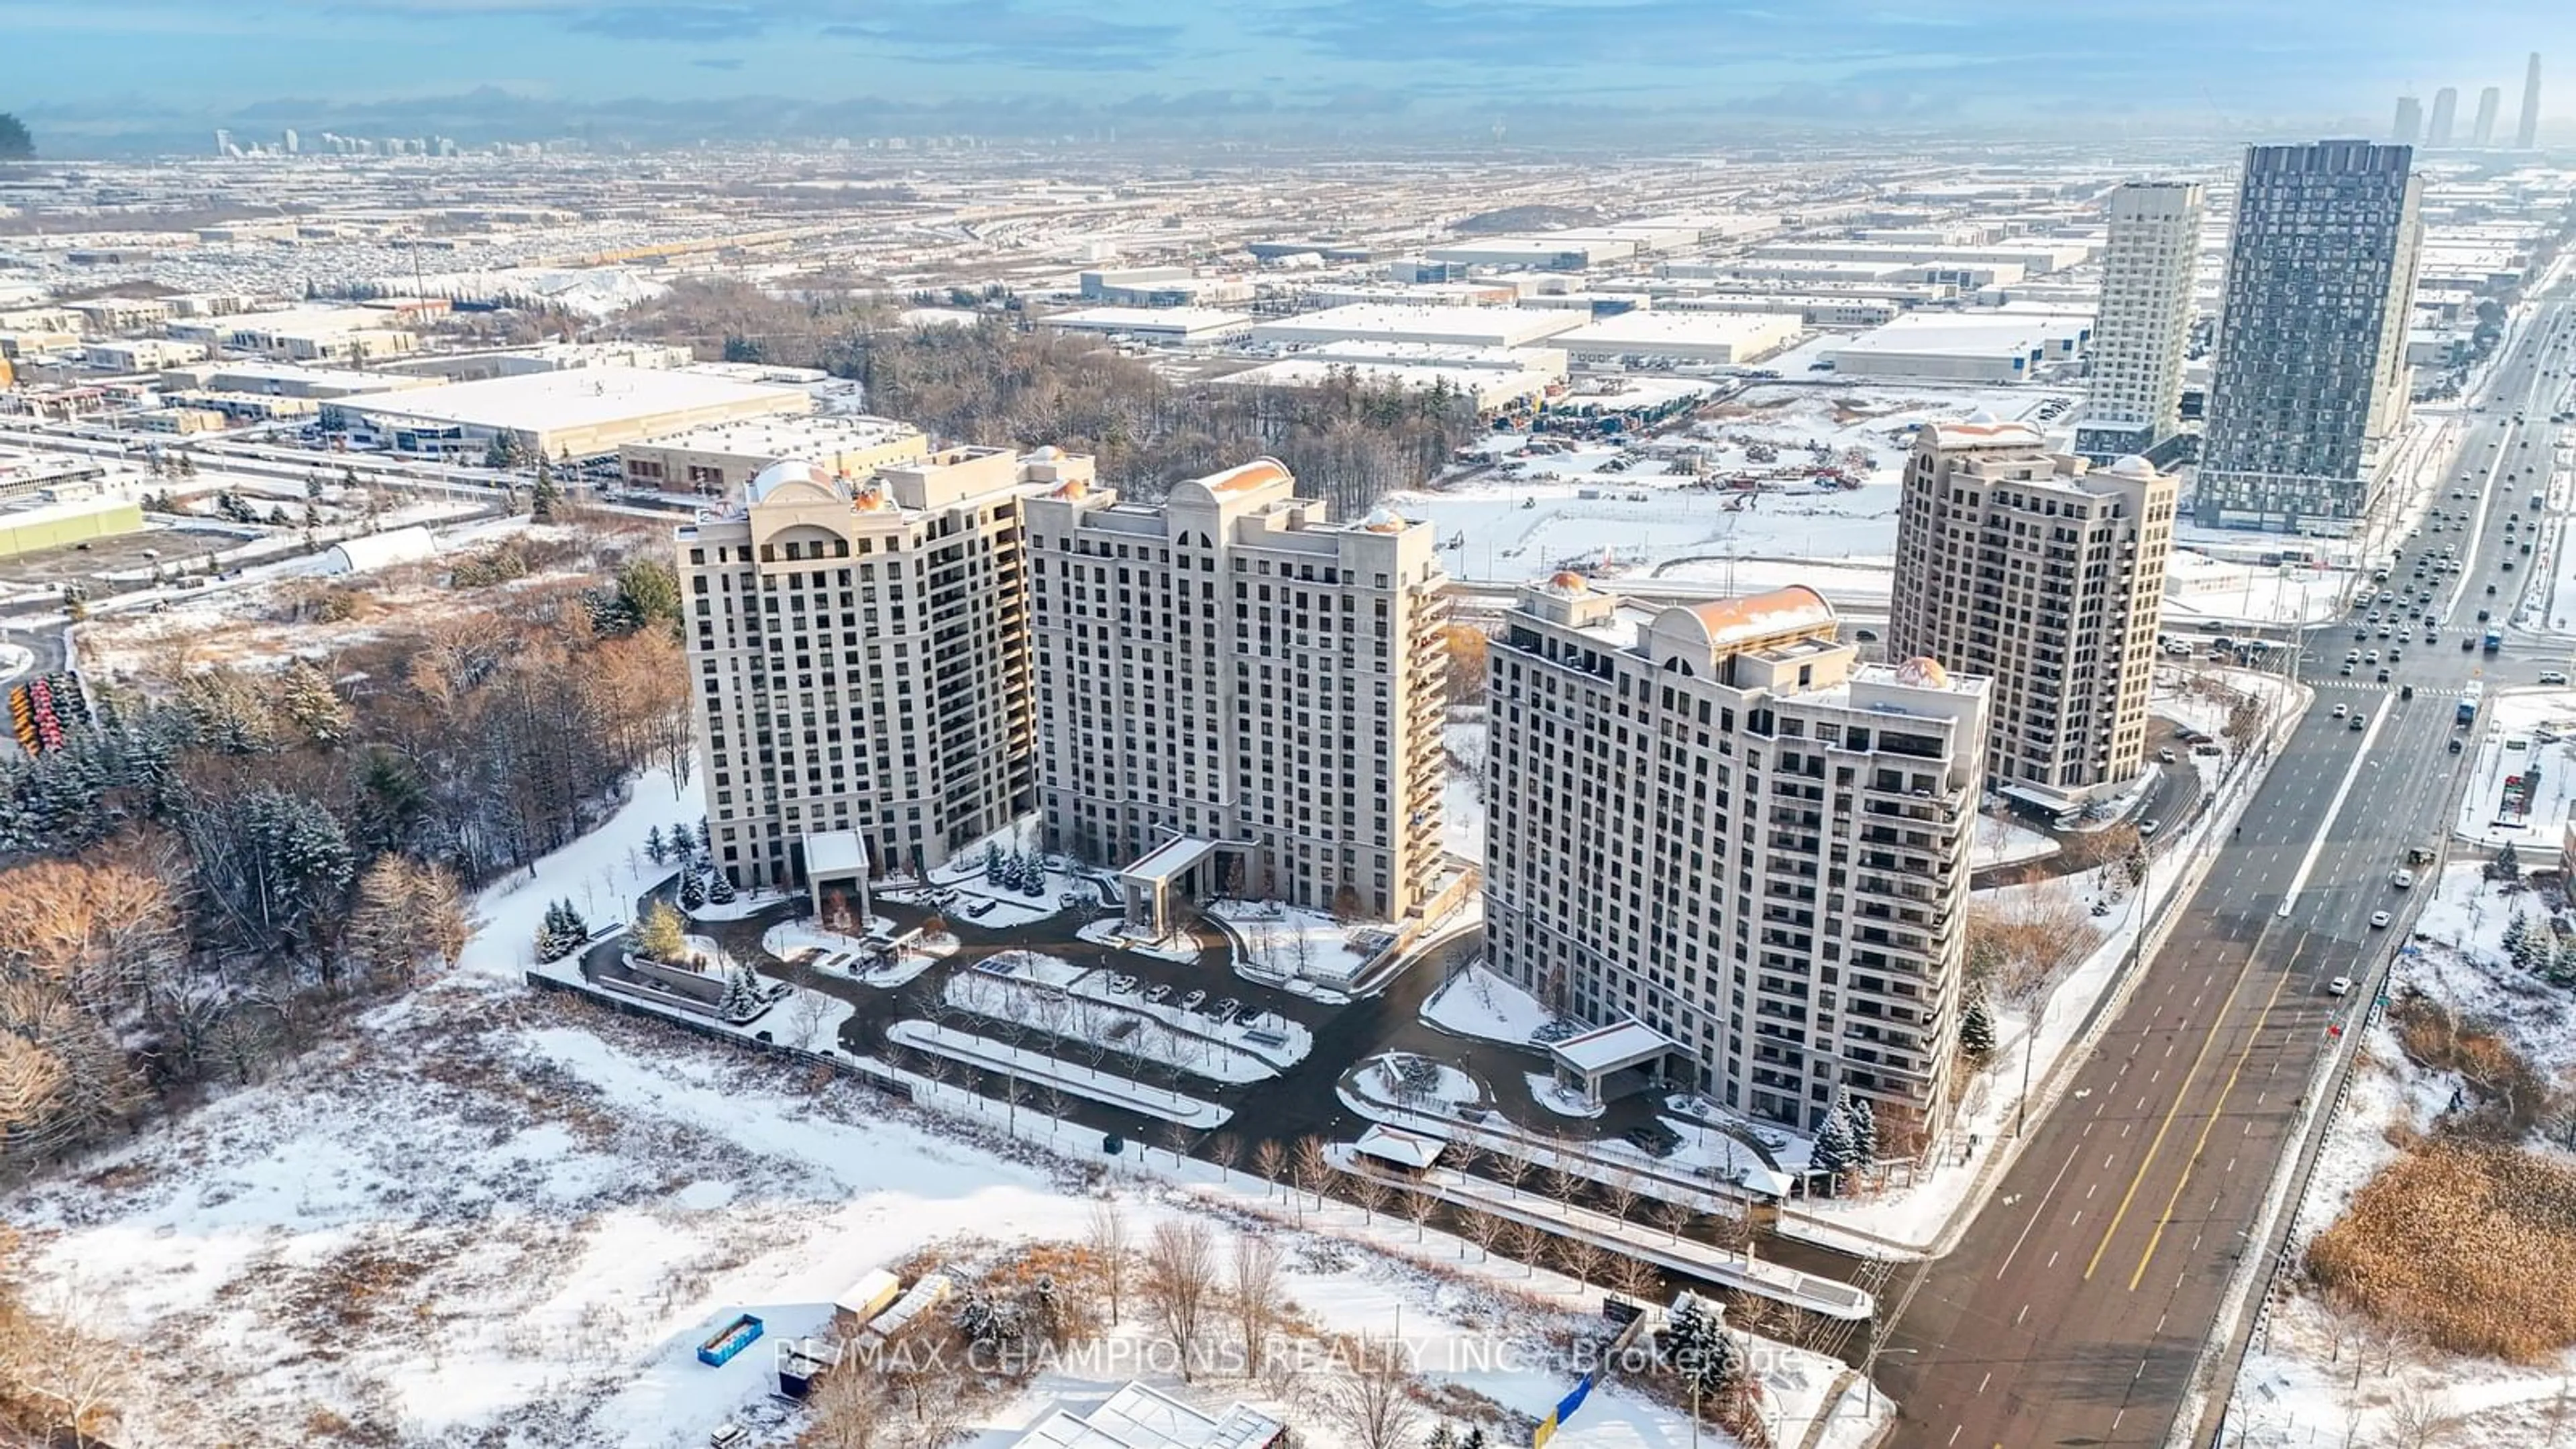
[2159,550,2351,627]
[2453,688,2576,849]
[1972,812,2060,869]
[1421,961,1564,1046]
[1212,900,1384,987]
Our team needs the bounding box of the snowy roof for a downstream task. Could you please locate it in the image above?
[1353,1124,1448,1170]
[325,526,437,574]
[335,366,808,434]
[1014,1382,1283,1449]
[1118,835,1221,883]
[1548,1019,1682,1075]
[803,829,868,879]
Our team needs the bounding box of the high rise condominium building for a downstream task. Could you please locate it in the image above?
[680,445,1088,888]
[1891,421,2176,809]
[1483,576,1988,1132]
[2473,87,2502,146]
[2196,141,2423,531]
[2520,54,2544,150]
[2076,180,2204,462]
[1026,458,1450,924]
[2392,96,2423,146]
[2429,87,2459,147]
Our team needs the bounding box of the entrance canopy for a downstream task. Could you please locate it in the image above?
[1116,835,1232,941]
[1548,1020,1684,1110]
[803,828,871,931]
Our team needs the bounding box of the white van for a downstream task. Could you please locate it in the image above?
[2390,868,2416,889]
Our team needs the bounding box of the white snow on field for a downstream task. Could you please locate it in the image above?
[460,765,694,980]
[2452,688,2576,849]
[1972,812,2060,869]
[1212,899,1384,987]
[2159,549,2350,626]
[940,962,1299,1085]
[685,885,793,922]
[1421,962,1563,1046]
[1444,712,1489,865]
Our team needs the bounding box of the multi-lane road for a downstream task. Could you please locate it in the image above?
[1870,282,2576,1448]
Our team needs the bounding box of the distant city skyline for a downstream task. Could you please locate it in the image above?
[10,1,2576,154]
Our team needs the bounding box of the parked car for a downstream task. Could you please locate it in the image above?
[1210,997,1242,1022]
[1180,989,1208,1010]
[1108,973,1140,995]
[1144,983,1173,1004]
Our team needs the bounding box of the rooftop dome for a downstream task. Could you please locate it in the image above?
[748,458,833,500]
[2106,454,2156,478]
[1546,570,1591,594]
[1029,445,1064,461]
[1358,504,1406,533]
[1894,656,1950,688]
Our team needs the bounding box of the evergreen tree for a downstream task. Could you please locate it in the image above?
[1810,1104,1859,1196]
[679,870,706,911]
[2506,911,2531,958]
[558,900,589,951]
[720,963,763,1020]
[2553,938,2576,988]
[673,819,698,861]
[697,818,711,852]
[2493,842,2525,881]
[1663,1297,1740,1409]
[1460,1430,1489,1449]
[531,458,561,521]
[0,113,34,161]
[1960,996,1998,1061]
[646,824,668,865]
[1849,1097,1880,1168]
[985,841,1006,882]
[706,869,737,906]
[2516,922,2553,976]
[1426,1428,1460,1449]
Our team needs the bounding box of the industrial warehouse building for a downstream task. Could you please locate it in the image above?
[1211,341,1566,411]
[1038,307,1256,344]
[324,366,811,460]
[620,414,930,495]
[0,496,146,559]
[1247,303,1587,350]
[1552,311,1805,367]
[1827,311,2093,384]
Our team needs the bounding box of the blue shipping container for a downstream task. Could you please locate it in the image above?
[698,1313,764,1367]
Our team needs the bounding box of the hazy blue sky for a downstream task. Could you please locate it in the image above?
[11,0,2576,148]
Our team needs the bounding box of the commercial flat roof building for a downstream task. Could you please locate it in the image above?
[327,365,810,460]
[2198,141,2423,530]
[1746,239,2095,276]
[1551,311,1804,367]
[2076,182,2204,462]
[1211,354,1562,413]
[1890,422,2176,807]
[1026,457,1450,924]
[164,360,438,399]
[621,414,929,496]
[1483,575,1988,1132]
[1829,311,2092,384]
[1038,307,1256,344]
[680,445,1089,887]
[1248,304,1587,350]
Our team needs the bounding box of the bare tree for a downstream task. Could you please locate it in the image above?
[1159,1119,1200,1169]
[1208,1132,1244,1185]
[1087,1198,1130,1327]
[1543,1161,1584,1216]
[800,1363,893,1449]
[1141,1220,1221,1381]
[1555,1234,1607,1294]
[1291,1135,1334,1216]
[1252,1138,1288,1200]
[1498,1216,1548,1279]
[1326,1332,1425,1449]
[1649,1195,1697,1244]
[1599,1171,1642,1228]
[1349,1169,1396,1225]
[1489,1146,1534,1199]
[1228,1234,1285,1381]
[1606,1252,1662,1305]
[1460,1208,1507,1263]
[2385,1385,2462,1449]
[1401,1184,1441,1244]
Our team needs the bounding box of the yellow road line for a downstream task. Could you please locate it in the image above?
[2083,934,2304,1281]
[2127,961,2298,1291]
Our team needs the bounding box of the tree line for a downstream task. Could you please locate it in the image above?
[619,280,1487,515]
[0,540,692,1176]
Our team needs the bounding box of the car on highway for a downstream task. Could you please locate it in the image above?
[2545,671,2571,685]
[2355,627,2371,641]
[2369,911,2393,929]
[2139,819,2160,838]
[2328,975,2355,997]
[2401,684,2416,700]
[2350,714,2366,731]
[2332,703,2348,718]
[2505,558,2518,571]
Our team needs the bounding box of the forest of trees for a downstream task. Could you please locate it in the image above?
[0,541,692,1175]
[0,115,30,162]
[621,281,1487,515]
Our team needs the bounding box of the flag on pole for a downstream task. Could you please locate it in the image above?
[1530,1371,1598,1448]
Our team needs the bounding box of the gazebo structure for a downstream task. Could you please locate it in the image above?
[1546,1020,1686,1110]
[802,829,870,934]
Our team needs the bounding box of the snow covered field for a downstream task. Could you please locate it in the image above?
[1972,813,2059,870]
[2453,688,2576,849]
[1211,899,1383,987]
[0,751,1871,1448]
